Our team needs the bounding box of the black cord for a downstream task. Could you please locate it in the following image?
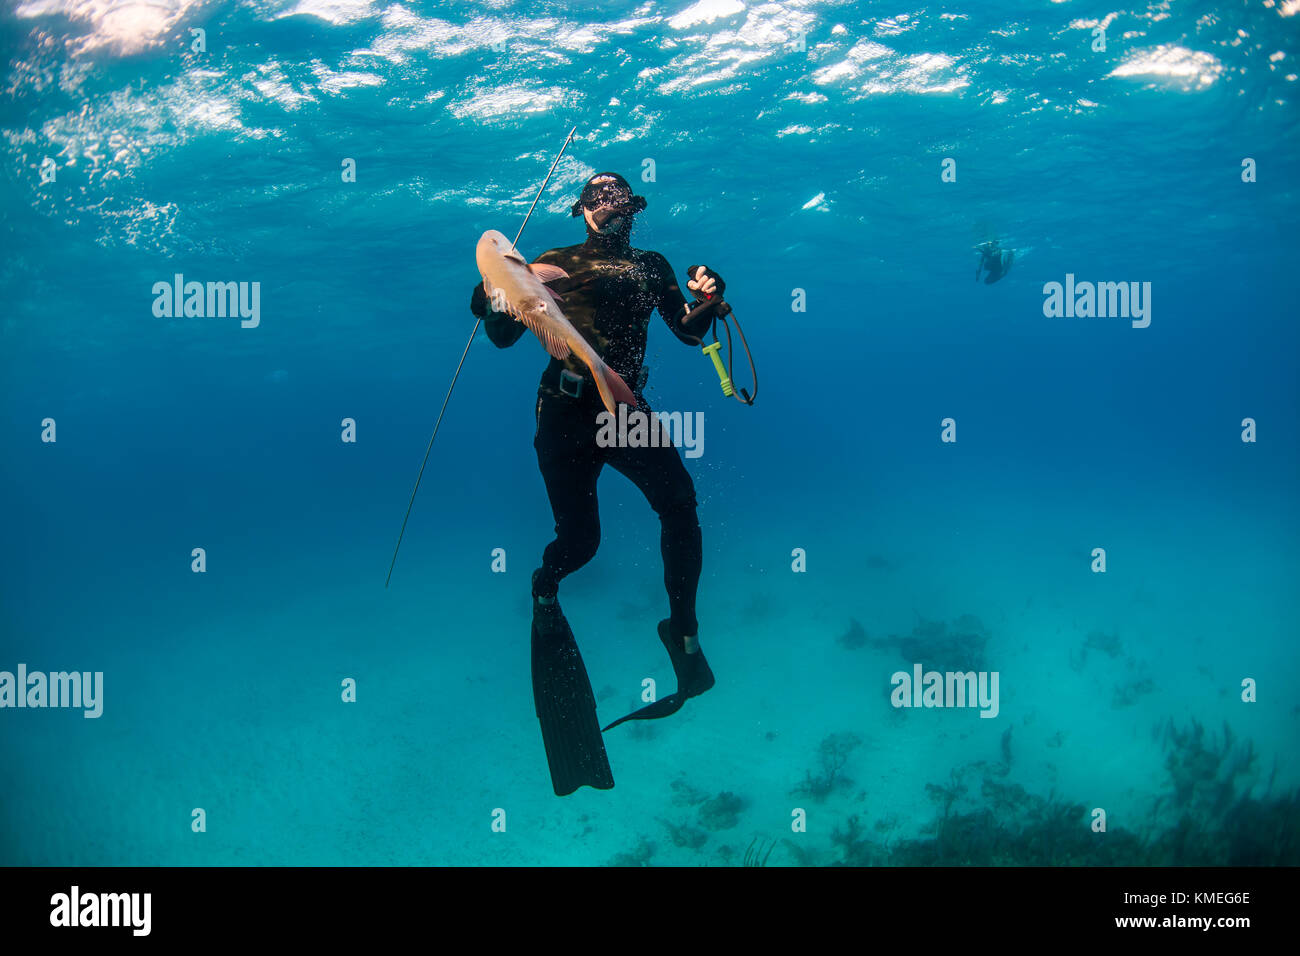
[672,296,757,406]
[718,312,757,405]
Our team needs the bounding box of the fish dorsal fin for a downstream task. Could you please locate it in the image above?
[529,263,569,283]
[540,330,570,360]
[517,308,572,360]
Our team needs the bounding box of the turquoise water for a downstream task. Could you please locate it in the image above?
[1,0,1297,866]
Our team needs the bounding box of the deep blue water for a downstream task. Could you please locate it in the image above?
[1,0,1298,866]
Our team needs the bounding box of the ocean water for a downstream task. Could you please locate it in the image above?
[1,0,1297,867]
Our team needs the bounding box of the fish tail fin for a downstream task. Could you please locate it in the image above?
[588,357,636,415]
[606,366,636,408]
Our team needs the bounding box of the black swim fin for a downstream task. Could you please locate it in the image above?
[532,601,615,796]
[602,619,716,732]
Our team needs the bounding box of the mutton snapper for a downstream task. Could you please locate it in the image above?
[475,229,636,415]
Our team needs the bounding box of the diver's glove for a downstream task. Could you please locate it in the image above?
[679,265,728,339]
[470,282,489,317]
[686,265,725,301]
[474,281,527,348]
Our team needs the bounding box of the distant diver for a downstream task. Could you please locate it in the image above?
[975,239,1014,284]
[470,171,720,795]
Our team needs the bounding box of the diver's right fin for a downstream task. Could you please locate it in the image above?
[532,603,615,796]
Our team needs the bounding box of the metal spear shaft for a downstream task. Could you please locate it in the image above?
[385,126,577,588]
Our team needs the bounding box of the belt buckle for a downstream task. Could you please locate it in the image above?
[558,369,584,398]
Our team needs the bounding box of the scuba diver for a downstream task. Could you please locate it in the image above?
[975,239,1014,284]
[469,172,722,795]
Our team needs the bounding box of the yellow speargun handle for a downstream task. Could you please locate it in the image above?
[701,341,734,397]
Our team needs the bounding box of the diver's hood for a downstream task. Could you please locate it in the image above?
[570,172,647,223]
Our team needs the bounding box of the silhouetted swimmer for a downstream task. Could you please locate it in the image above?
[975,240,1014,284]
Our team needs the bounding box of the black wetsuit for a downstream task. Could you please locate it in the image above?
[976,243,1013,284]
[470,230,710,636]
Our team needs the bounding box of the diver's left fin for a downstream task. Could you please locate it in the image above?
[602,620,715,732]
